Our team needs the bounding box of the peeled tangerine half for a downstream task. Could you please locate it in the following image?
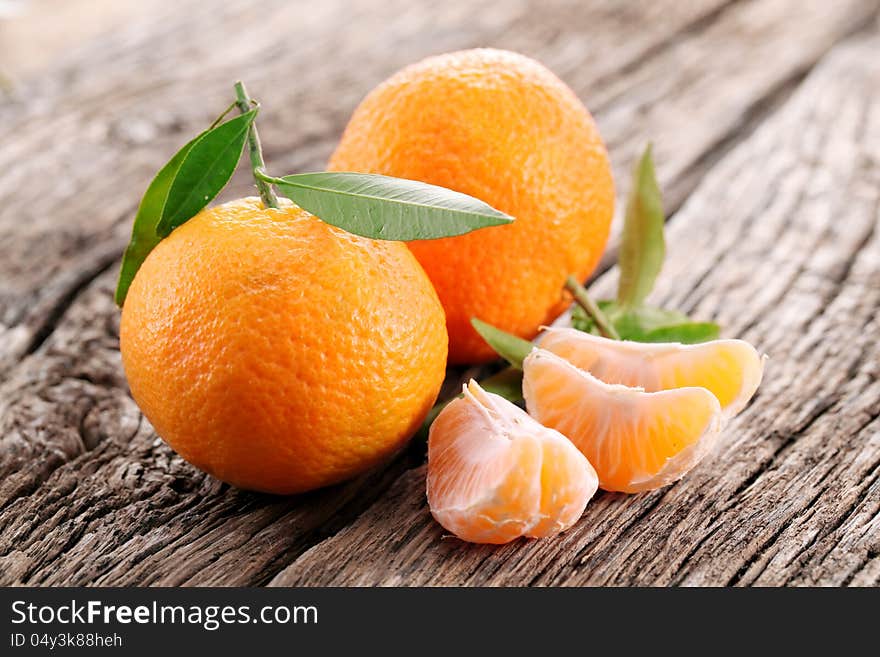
[427,380,599,544]
[523,349,725,493]
[539,328,764,418]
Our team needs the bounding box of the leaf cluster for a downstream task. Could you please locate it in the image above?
[115,90,512,306]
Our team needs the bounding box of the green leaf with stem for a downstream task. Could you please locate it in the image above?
[261,171,513,241]
[565,275,620,339]
[471,318,533,369]
[617,143,665,309]
[156,108,257,237]
[115,108,258,306]
[115,134,200,306]
[233,81,278,209]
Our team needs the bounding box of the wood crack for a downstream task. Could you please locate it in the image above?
[728,396,838,503]
[804,458,880,578]
[725,485,830,586]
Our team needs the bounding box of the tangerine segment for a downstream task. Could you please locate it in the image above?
[539,328,763,417]
[427,380,598,544]
[523,349,723,493]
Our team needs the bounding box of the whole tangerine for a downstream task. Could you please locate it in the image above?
[120,197,448,494]
[329,48,615,363]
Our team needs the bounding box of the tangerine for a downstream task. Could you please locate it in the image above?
[120,197,448,494]
[330,49,615,364]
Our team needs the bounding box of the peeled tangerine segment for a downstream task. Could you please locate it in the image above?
[523,349,724,493]
[427,380,598,544]
[539,327,764,417]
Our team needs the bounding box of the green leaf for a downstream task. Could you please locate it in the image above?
[271,172,513,241]
[471,318,533,370]
[156,109,257,237]
[642,322,720,344]
[115,134,201,305]
[572,302,719,344]
[617,144,665,309]
[612,305,687,340]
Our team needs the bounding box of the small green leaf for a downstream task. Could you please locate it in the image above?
[643,322,720,344]
[617,144,665,309]
[156,109,257,236]
[572,302,719,344]
[622,305,689,330]
[115,134,201,306]
[271,172,512,241]
[613,306,688,340]
[471,318,533,370]
[115,109,258,306]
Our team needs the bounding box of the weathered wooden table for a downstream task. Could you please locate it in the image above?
[1,0,878,586]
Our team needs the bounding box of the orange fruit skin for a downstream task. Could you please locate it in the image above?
[120,198,448,495]
[329,48,615,364]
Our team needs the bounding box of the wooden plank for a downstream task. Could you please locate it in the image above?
[0,0,877,585]
[2,0,873,370]
[0,0,728,371]
[0,0,177,83]
[0,271,422,585]
[271,33,880,586]
[0,0,734,586]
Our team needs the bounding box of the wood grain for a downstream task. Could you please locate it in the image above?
[0,0,177,82]
[271,33,880,586]
[2,0,872,370]
[0,0,877,586]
